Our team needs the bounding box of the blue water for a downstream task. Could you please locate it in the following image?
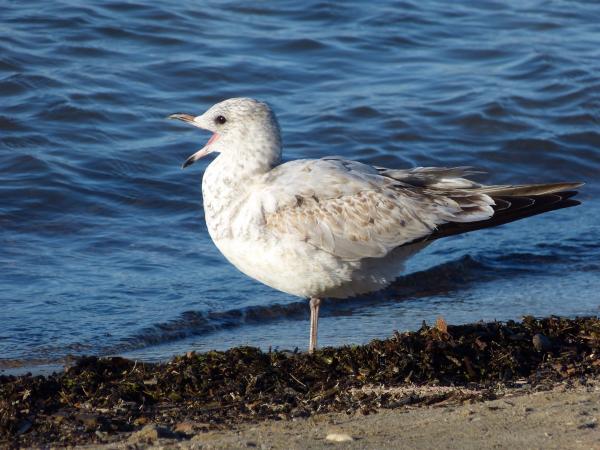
[1,1,599,370]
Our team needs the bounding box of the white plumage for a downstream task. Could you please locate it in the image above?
[169,98,582,352]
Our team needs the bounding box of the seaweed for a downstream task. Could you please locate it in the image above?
[1,316,599,446]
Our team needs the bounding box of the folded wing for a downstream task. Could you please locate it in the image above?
[257,158,582,261]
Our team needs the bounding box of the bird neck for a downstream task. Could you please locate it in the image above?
[216,136,282,178]
[202,142,280,201]
[202,143,281,239]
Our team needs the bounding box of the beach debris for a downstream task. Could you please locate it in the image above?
[16,420,31,436]
[435,316,448,334]
[128,423,174,444]
[532,333,552,352]
[75,413,100,430]
[326,432,354,442]
[174,421,209,434]
[1,315,599,447]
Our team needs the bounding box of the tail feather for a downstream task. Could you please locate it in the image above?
[425,186,582,242]
[478,182,583,196]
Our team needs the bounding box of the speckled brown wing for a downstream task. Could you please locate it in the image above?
[258,159,583,261]
[259,159,498,260]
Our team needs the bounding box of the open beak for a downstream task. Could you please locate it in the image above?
[168,113,219,169]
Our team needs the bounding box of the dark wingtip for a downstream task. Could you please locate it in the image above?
[181,156,195,169]
[416,189,583,244]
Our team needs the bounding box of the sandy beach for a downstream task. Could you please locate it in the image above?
[91,381,600,449]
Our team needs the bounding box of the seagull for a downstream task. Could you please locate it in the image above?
[169,97,583,353]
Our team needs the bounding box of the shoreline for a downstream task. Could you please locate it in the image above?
[89,381,600,449]
[1,315,599,447]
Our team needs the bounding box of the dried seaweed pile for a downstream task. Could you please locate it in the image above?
[2,316,599,446]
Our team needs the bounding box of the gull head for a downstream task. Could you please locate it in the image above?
[169,97,282,169]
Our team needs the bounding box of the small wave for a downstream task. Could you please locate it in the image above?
[444,112,530,134]
[105,256,496,354]
[0,153,51,173]
[0,54,22,72]
[36,100,109,123]
[0,134,55,149]
[443,47,514,62]
[272,38,328,53]
[343,105,382,119]
[0,115,30,132]
[57,44,125,59]
[99,302,307,355]
[503,52,561,81]
[558,131,600,148]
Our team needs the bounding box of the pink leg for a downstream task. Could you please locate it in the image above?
[309,297,321,354]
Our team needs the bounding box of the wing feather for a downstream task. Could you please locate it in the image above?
[253,157,582,261]
[258,159,490,260]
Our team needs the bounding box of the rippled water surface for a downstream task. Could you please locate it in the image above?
[2,1,599,370]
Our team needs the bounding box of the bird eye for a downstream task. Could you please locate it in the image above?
[215,115,227,125]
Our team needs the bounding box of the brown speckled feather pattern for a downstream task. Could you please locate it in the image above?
[260,158,582,260]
